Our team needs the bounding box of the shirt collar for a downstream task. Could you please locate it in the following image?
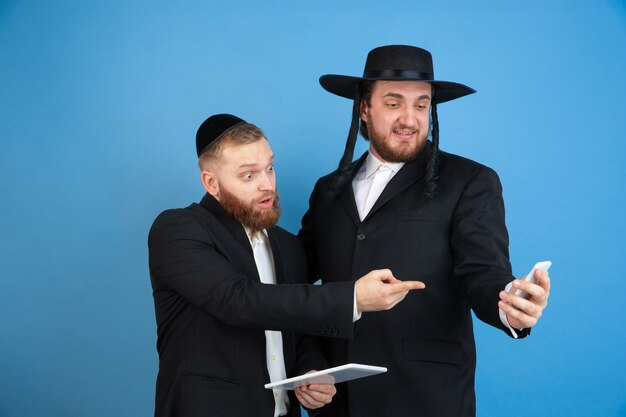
[243,226,268,249]
[364,151,405,179]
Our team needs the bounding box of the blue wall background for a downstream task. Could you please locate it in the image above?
[1,1,625,416]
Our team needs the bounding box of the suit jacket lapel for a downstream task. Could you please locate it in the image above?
[199,193,253,256]
[337,152,368,227]
[198,193,261,283]
[365,143,432,220]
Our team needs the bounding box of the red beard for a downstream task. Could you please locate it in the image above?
[219,188,281,231]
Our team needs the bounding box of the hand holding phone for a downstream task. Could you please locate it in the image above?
[511,261,551,298]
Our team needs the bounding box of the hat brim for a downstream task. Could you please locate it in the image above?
[320,74,476,104]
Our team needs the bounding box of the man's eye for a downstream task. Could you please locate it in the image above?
[243,173,253,180]
[267,165,274,172]
[387,102,398,108]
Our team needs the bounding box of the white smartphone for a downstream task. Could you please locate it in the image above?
[511,261,551,298]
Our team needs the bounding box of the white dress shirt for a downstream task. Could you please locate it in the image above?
[352,151,520,337]
[352,153,404,221]
[245,227,290,417]
[245,225,362,417]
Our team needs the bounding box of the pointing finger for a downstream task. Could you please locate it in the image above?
[394,280,426,291]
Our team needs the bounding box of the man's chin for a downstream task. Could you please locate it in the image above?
[246,208,280,231]
[376,141,426,163]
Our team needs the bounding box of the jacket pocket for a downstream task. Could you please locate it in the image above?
[397,210,441,223]
[403,337,463,365]
[182,372,240,390]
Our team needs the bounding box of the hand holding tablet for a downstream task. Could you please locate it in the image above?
[265,363,387,390]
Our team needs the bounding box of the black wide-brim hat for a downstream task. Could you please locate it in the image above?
[320,45,475,103]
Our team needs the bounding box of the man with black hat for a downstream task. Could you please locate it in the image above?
[147,113,425,417]
[298,45,552,416]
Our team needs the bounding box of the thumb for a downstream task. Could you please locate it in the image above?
[370,268,396,282]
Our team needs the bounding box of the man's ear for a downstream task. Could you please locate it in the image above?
[201,170,220,198]
[360,99,369,123]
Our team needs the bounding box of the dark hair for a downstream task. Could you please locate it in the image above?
[358,80,375,140]
[424,101,439,200]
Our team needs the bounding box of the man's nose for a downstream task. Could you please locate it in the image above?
[398,106,417,126]
[258,171,275,191]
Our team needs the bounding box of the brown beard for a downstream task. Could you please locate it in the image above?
[368,123,428,163]
[219,187,281,232]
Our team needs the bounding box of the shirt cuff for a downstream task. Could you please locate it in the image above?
[353,286,362,322]
[499,282,520,339]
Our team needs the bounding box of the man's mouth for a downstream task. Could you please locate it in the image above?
[393,128,417,139]
[257,197,274,209]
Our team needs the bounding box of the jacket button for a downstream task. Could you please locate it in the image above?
[356,233,366,241]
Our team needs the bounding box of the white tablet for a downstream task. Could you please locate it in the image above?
[264,363,387,390]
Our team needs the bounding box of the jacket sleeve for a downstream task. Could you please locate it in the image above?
[293,179,340,377]
[451,166,529,338]
[148,209,354,338]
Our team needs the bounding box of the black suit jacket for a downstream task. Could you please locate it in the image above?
[148,194,355,417]
[298,144,528,417]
